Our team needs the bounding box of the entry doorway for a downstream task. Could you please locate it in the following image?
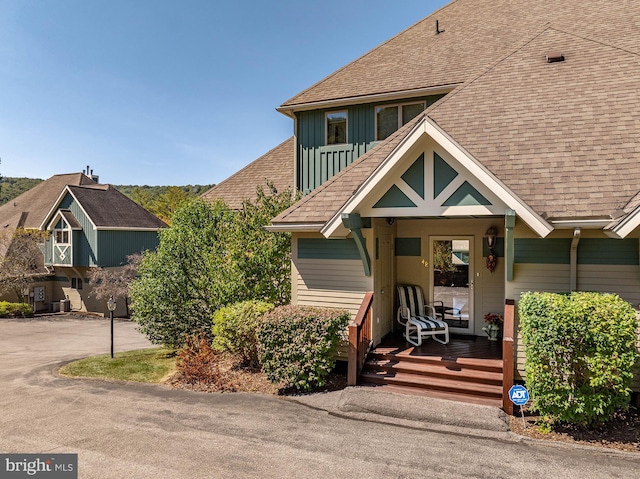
[429,236,474,334]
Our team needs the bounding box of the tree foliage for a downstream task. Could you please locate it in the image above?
[0,229,49,300]
[130,198,235,348]
[0,177,44,205]
[130,184,298,348]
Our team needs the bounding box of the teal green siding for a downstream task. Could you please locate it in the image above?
[514,238,639,265]
[297,238,360,260]
[395,238,421,257]
[442,181,491,206]
[296,94,445,193]
[434,152,458,198]
[401,154,425,199]
[578,239,639,265]
[515,239,571,264]
[374,185,416,208]
[97,230,160,267]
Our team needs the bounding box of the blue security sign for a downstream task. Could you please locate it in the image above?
[509,385,530,406]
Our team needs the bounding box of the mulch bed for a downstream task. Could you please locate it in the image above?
[509,406,640,453]
[168,353,347,396]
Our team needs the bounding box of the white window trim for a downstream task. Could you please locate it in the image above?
[325,110,348,146]
[53,221,71,246]
[374,101,426,141]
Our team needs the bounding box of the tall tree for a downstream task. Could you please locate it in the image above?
[130,199,236,348]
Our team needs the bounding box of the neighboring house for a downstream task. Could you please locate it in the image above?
[215,0,640,401]
[0,172,166,315]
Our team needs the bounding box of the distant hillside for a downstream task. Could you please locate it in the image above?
[0,177,44,205]
[0,177,214,223]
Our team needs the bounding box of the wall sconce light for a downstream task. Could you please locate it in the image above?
[485,226,497,249]
[386,217,395,226]
[485,226,498,273]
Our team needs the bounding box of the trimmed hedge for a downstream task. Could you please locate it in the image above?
[212,300,275,367]
[0,301,33,318]
[257,305,350,391]
[519,291,639,426]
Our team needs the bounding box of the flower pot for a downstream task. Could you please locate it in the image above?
[482,323,501,341]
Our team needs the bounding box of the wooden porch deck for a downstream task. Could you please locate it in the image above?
[358,332,504,406]
[376,331,503,360]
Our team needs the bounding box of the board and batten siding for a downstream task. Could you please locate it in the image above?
[296,94,445,193]
[96,230,160,267]
[292,235,373,359]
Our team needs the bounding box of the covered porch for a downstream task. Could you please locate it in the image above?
[348,294,516,411]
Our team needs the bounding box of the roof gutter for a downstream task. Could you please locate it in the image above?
[277,84,460,118]
[549,219,611,229]
[265,223,325,233]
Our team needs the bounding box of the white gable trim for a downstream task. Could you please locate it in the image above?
[608,207,640,239]
[39,186,98,231]
[321,116,553,238]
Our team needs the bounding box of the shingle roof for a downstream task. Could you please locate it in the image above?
[66,185,167,229]
[0,173,95,232]
[201,137,294,209]
[427,27,640,220]
[281,0,640,109]
[273,20,640,229]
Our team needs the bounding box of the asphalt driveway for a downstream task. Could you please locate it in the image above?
[1,316,639,479]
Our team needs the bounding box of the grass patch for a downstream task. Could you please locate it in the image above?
[59,348,177,383]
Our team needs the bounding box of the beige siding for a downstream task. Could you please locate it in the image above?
[577,265,640,307]
[509,263,640,389]
[507,263,571,378]
[293,258,370,317]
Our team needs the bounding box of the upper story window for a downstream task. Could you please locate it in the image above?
[326,111,348,145]
[53,219,70,245]
[375,102,426,141]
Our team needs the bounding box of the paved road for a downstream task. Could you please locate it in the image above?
[1,317,639,478]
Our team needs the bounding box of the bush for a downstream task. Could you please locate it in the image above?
[519,291,640,426]
[174,332,222,386]
[212,300,274,367]
[0,301,33,317]
[257,305,350,391]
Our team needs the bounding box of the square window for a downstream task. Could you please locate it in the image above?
[402,103,425,126]
[326,111,347,145]
[376,106,398,141]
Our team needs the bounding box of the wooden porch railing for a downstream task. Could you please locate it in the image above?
[347,292,374,386]
[502,299,515,415]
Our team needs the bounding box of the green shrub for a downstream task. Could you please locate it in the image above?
[212,300,274,367]
[519,291,640,426]
[257,305,350,391]
[0,301,33,317]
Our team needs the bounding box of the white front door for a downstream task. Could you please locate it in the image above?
[429,236,474,334]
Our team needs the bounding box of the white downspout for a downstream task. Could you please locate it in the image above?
[570,228,581,291]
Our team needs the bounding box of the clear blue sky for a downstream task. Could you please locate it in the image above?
[0,0,448,186]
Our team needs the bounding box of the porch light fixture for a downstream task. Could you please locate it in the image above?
[485,226,498,273]
[107,296,117,359]
[485,226,497,249]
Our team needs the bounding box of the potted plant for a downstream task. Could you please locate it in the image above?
[482,313,503,341]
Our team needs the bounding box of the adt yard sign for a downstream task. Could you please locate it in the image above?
[509,385,529,406]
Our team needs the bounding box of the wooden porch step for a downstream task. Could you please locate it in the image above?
[359,383,503,408]
[359,370,503,399]
[365,358,503,386]
[368,349,503,374]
